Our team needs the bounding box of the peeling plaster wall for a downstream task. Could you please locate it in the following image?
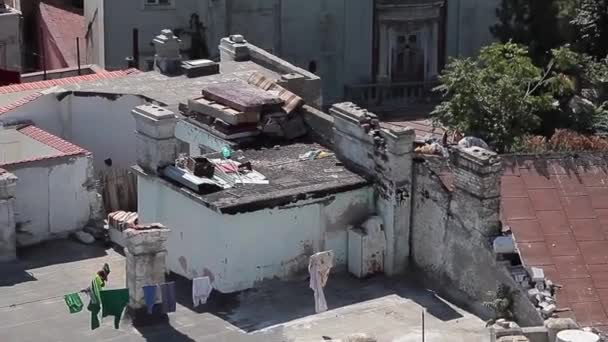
[410,158,543,326]
[137,174,374,293]
[4,155,96,246]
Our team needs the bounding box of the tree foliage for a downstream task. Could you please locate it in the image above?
[491,0,573,63]
[431,42,554,151]
[571,0,608,60]
[433,41,608,152]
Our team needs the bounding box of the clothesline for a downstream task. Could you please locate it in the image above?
[0,293,70,309]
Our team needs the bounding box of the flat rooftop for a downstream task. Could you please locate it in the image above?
[136,142,369,214]
[62,61,282,113]
[0,239,488,341]
[0,125,88,167]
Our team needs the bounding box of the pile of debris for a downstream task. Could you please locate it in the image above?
[184,72,307,141]
[523,267,561,319]
[493,231,564,319]
[163,153,268,195]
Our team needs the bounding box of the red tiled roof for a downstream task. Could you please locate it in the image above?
[0,92,45,114]
[502,154,608,328]
[38,2,85,67]
[0,69,140,115]
[0,125,89,167]
[0,69,140,94]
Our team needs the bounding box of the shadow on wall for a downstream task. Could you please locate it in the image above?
[16,239,108,270]
[0,262,37,287]
[167,271,463,333]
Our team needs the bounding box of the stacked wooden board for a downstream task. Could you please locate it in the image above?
[186,78,306,140]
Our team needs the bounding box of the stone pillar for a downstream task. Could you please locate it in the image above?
[0,169,17,262]
[331,102,415,275]
[450,146,502,237]
[219,35,250,62]
[124,226,170,325]
[132,104,178,175]
[152,29,182,76]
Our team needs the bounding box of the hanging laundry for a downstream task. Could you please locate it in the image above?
[64,293,83,314]
[192,277,212,307]
[100,289,129,329]
[87,274,104,330]
[160,282,176,313]
[308,250,334,313]
[143,285,158,314]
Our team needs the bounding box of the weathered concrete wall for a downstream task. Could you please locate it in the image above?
[88,0,372,105]
[331,102,415,275]
[446,0,500,58]
[137,174,374,293]
[93,0,224,70]
[84,0,105,67]
[3,155,97,246]
[1,93,146,170]
[124,227,169,311]
[410,153,543,326]
[0,170,17,262]
[0,8,22,72]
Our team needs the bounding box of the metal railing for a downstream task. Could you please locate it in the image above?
[344,81,440,112]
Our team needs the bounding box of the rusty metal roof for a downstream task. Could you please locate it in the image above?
[502,153,608,328]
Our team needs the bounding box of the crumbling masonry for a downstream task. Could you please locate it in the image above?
[0,169,17,262]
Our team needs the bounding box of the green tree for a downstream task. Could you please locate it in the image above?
[431,42,555,152]
[491,0,574,63]
[571,0,608,60]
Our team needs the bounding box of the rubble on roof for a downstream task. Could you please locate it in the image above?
[183,76,308,142]
[166,154,269,195]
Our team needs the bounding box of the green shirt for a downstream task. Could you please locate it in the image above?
[100,289,129,329]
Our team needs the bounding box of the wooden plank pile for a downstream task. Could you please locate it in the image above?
[186,75,306,140]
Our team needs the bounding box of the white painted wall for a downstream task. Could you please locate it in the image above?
[138,175,374,293]
[5,155,95,246]
[2,93,145,170]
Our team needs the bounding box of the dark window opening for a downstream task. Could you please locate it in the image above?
[104,158,113,167]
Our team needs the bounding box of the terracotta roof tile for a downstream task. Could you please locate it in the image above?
[0,69,140,95]
[0,125,89,167]
[0,69,140,115]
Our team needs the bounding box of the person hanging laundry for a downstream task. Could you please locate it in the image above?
[100,289,129,329]
[64,293,83,314]
[192,277,212,307]
[87,263,111,330]
[308,250,334,313]
[160,282,176,313]
[143,285,158,314]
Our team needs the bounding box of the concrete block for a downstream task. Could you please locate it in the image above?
[541,304,556,316]
[530,267,545,283]
[535,282,545,291]
[124,228,170,255]
[132,104,177,139]
[494,236,516,254]
[521,326,549,342]
[135,133,178,173]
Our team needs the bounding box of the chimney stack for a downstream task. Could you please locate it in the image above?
[152,29,182,76]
